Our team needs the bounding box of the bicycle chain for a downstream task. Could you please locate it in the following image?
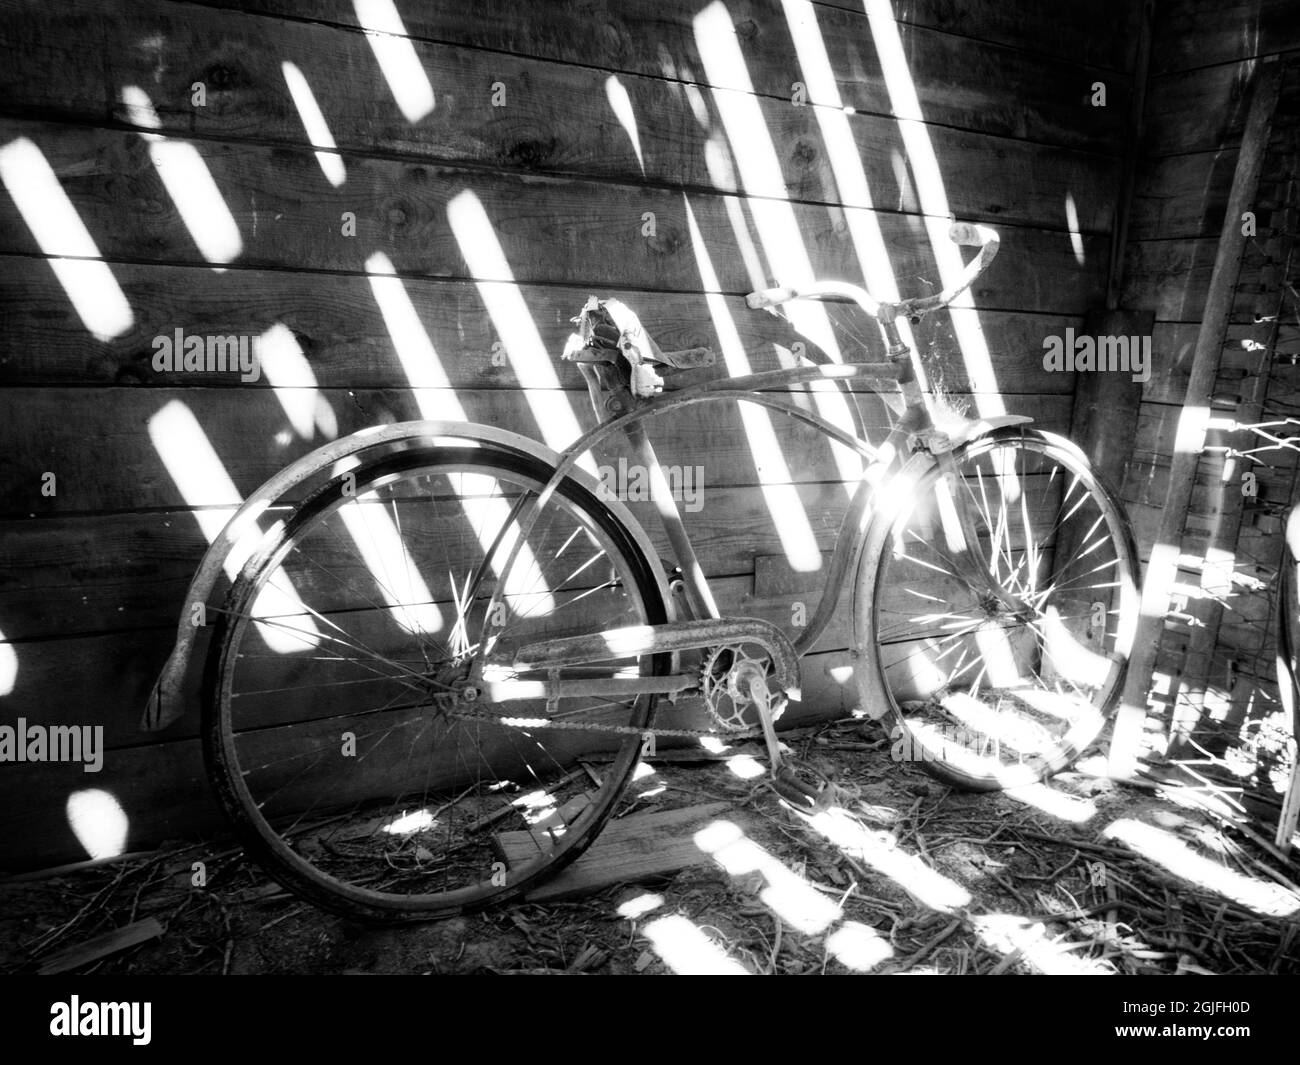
[445,706,763,741]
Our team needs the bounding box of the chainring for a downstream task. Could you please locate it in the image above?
[700,643,784,732]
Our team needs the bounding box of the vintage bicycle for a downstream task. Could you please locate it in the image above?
[142,222,1141,921]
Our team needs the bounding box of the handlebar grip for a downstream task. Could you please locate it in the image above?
[949,222,998,248]
[745,287,798,310]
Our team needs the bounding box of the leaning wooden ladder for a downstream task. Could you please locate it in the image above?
[1107,54,1300,855]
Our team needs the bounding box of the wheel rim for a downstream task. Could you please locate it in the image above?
[868,431,1139,787]
[206,448,665,916]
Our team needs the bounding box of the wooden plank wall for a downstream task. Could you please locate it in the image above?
[0,0,1132,870]
[1118,0,1300,739]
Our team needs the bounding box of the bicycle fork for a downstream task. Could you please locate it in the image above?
[882,313,1025,615]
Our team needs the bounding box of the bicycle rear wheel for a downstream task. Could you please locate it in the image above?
[855,427,1139,789]
[203,444,668,922]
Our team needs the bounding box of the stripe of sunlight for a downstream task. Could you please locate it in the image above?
[804,806,972,911]
[779,0,929,386]
[824,921,893,972]
[281,61,348,188]
[0,624,15,697]
[1104,817,1299,917]
[1002,781,1096,824]
[696,734,768,781]
[861,0,1005,418]
[147,400,321,652]
[0,138,133,341]
[695,818,893,971]
[120,87,242,266]
[695,819,842,934]
[970,913,1111,974]
[701,133,871,492]
[66,789,129,861]
[364,252,553,617]
[683,198,823,572]
[780,0,965,498]
[260,318,442,636]
[337,489,442,637]
[1064,192,1086,265]
[352,0,435,123]
[641,915,752,975]
[445,190,598,478]
[257,323,339,441]
[788,0,1024,607]
[605,77,645,176]
[692,2,862,489]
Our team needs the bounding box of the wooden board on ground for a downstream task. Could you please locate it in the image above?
[494,801,739,903]
[35,917,165,975]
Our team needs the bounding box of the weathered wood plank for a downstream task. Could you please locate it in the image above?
[203,0,1139,72]
[0,570,837,744]
[0,463,1069,638]
[1150,0,1300,74]
[0,628,197,747]
[495,802,737,902]
[1120,237,1271,322]
[0,618,860,773]
[817,0,1139,69]
[1143,60,1300,157]
[1129,146,1298,242]
[0,644,855,872]
[0,737,219,874]
[1067,309,1151,497]
[160,0,1130,148]
[0,385,1071,515]
[0,120,1108,313]
[0,1,1118,232]
[35,917,165,975]
[0,257,1081,395]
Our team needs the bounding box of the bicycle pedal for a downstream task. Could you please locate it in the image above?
[769,765,838,813]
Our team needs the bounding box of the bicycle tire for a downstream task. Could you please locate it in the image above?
[854,427,1140,790]
[202,444,669,922]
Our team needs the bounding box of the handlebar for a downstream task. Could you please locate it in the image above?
[744,222,999,322]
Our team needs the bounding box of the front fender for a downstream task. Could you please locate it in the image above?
[878,414,1037,505]
[947,413,1035,449]
[141,421,670,731]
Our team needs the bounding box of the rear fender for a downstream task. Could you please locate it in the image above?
[141,421,670,731]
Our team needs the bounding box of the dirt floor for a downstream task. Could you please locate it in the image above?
[3,718,1299,976]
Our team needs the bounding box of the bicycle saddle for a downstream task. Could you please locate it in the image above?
[564,296,714,399]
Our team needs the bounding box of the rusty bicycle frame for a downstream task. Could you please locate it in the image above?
[451,223,1029,782]
[145,222,1021,796]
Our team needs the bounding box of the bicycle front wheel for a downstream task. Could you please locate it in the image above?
[203,444,668,922]
[855,427,1139,790]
